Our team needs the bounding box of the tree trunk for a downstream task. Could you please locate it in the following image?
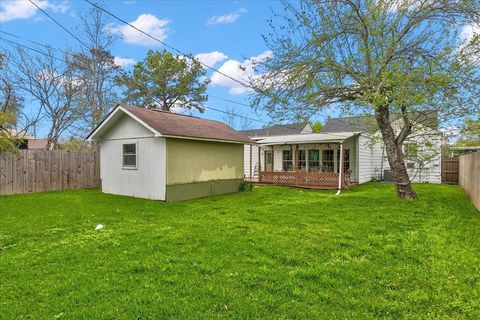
[375,106,417,199]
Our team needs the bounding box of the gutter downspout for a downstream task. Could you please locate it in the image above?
[336,142,344,196]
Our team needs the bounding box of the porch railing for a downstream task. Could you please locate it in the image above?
[259,171,346,188]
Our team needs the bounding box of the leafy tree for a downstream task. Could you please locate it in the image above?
[457,113,480,146]
[311,121,323,133]
[116,50,209,112]
[252,0,480,198]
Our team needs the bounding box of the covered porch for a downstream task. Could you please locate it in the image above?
[247,132,359,190]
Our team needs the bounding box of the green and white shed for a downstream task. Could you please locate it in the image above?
[87,105,252,201]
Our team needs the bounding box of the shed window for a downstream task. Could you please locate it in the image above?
[282,150,293,171]
[123,143,137,168]
[322,149,334,172]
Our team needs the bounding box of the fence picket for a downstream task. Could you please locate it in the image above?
[0,150,100,196]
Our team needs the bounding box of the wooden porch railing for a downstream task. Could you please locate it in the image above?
[259,171,347,188]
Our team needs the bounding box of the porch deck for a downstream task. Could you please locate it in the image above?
[246,171,353,190]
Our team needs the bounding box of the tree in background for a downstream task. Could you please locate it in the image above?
[116,50,209,112]
[69,2,119,134]
[456,113,480,146]
[9,46,83,149]
[252,0,480,199]
[310,121,323,133]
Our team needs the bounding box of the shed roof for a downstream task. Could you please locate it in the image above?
[87,105,253,144]
[257,132,359,146]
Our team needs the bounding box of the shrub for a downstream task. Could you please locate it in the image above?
[239,181,253,192]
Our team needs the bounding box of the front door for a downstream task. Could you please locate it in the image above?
[264,150,273,171]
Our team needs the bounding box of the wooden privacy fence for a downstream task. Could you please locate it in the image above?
[459,151,480,211]
[441,156,459,184]
[0,150,100,196]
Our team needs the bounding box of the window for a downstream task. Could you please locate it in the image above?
[322,149,334,172]
[308,149,320,172]
[122,143,137,168]
[298,150,306,171]
[282,150,293,171]
[337,149,350,173]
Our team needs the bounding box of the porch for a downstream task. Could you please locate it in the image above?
[245,132,359,190]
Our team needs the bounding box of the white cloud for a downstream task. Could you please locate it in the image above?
[112,14,170,46]
[207,8,247,26]
[0,0,68,22]
[460,24,480,43]
[114,56,136,68]
[194,51,228,68]
[210,50,272,95]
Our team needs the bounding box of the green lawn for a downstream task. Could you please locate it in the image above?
[1,183,479,319]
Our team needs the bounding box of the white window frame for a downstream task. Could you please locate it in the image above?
[122,142,138,169]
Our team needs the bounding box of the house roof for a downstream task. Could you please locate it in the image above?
[257,132,359,146]
[87,105,253,144]
[321,111,439,133]
[240,123,311,137]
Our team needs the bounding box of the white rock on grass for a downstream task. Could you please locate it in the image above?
[95,224,104,231]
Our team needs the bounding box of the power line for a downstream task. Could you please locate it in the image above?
[0,37,67,63]
[82,0,253,90]
[28,0,89,49]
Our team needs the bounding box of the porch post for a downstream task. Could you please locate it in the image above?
[295,145,299,171]
[338,143,344,191]
[258,145,261,178]
[271,145,274,172]
[249,144,253,180]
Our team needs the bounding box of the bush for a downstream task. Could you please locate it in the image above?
[239,181,253,192]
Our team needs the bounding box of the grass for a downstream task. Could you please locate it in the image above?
[0,183,479,319]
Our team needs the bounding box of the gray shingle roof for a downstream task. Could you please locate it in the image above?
[240,123,310,137]
[321,112,438,133]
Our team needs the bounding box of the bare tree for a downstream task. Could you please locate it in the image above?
[252,0,480,198]
[221,106,238,128]
[10,46,83,149]
[69,1,119,134]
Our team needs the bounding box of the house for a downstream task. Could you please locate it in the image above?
[4,129,48,150]
[87,105,252,201]
[242,114,443,189]
[240,122,312,178]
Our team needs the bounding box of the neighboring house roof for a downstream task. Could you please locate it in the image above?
[240,123,312,137]
[321,111,439,133]
[257,132,360,146]
[87,105,253,144]
[27,139,48,149]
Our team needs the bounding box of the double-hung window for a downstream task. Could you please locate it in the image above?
[308,149,320,172]
[322,149,334,172]
[298,150,306,171]
[337,149,350,172]
[122,143,137,169]
[282,150,293,171]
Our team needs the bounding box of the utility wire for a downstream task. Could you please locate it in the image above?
[0,37,67,63]
[83,0,253,90]
[28,0,89,49]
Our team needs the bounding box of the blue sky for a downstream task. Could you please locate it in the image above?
[1,0,477,138]
[1,0,302,137]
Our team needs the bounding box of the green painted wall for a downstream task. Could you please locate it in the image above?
[165,179,243,202]
[166,138,244,186]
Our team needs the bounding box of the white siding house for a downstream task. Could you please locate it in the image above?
[242,115,443,186]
